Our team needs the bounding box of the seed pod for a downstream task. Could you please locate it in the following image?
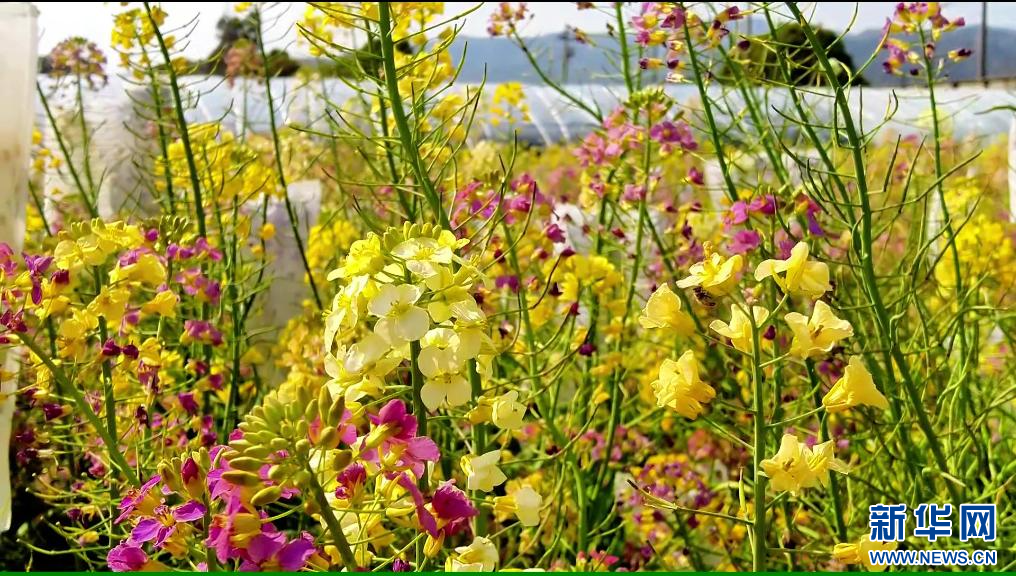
[304,399,319,422]
[251,485,283,507]
[222,470,262,487]
[327,395,346,427]
[317,426,338,449]
[229,457,263,472]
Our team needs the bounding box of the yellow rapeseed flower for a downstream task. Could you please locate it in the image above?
[638,283,695,336]
[754,241,831,299]
[784,300,853,359]
[760,434,848,495]
[650,350,715,420]
[676,249,744,296]
[709,304,769,354]
[822,356,889,413]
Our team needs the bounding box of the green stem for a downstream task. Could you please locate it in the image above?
[409,338,429,491]
[787,2,962,505]
[305,462,358,568]
[468,360,488,537]
[749,310,767,571]
[377,2,449,228]
[614,2,635,95]
[18,334,138,485]
[36,82,98,218]
[682,12,738,203]
[254,5,323,310]
[143,1,207,237]
[806,359,847,542]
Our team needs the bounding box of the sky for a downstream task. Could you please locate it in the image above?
[33,2,1016,60]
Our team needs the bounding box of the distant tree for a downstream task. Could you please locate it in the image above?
[196,14,302,78]
[722,22,866,86]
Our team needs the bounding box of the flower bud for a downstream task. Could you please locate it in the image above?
[268,464,288,482]
[332,449,353,471]
[317,386,332,421]
[304,398,319,422]
[158,461,182,494]
[424,534,445,558]
[264,401,285,425]
[229,457,263,472]
[242,445,272,460]
[250,485,283,507]
[317,426,339,449]
[327,395,347,427]
[222,470,262,487]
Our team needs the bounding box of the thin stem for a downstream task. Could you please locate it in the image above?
[143,1,207,237]
[377,2,449,228]
[304,462,358,568]
[807,359,847,542]
[17,334,138,486]
[787,1,962,504]
[254,4,323,310]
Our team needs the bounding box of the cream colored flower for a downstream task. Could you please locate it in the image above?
[369,283,430,344]
[638,283,695,336]
[650,351,715,420]
[461,450,507,492]
[709,304,770,354]
[823,356,889,413]
[754,241,831,299]
[784,300,853,358]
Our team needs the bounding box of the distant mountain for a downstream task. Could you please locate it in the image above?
[449,32,630,85]
[445,25,1016,87]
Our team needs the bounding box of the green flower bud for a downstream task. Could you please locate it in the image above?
[317,386,332,422]
[251,485,283,507]
[317,426,338,449]
[268,465,288,482]
[229,457,263,472]
[222,470,262,487]
[242,445,273,460]
[327,395,347,428]
[332,449,353,471]
[304,398,319,422]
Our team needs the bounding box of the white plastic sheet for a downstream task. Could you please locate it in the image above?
[0,1,38,534]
